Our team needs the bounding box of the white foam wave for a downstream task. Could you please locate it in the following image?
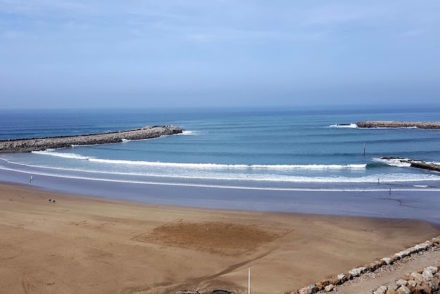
[31,151,366,171]
[89,159,367,170]
[329,123,358,128]
[1,163,440,191]
[251,163,366,170]
[32,151,91,160]
[373,157,411,168]
[179,130,199,135]
[1,158,439,184]
[121,139,130,143]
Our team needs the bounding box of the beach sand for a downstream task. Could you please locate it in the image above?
[0,183,438,294]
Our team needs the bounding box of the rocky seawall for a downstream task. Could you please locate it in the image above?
[356,121,440,129]
[0,125,183,153]
[291,236,440,294]
[372,264,440,294]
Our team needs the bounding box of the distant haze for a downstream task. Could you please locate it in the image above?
[1,1,439,109]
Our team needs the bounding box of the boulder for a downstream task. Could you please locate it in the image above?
[386,288,397,294]
[348,267,366,277]
[432,276,440,291]
[411,272,424,283]
[423,269,434,281]
[425,266,438,275]
[394,249,411,259]
[407,280,417,291]
[396,279,408,287]
[396,286,411,294]
[337,274,347,284]
[373,285,388,294]
[298,284,317,294]
[415,282,432,294]
[382,257,392,265]
[327,277,339,286]
[369,260,384,271]
[324,284,334,292]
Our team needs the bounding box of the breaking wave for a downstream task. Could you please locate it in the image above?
[329,123,358,128]
[32,151,90,160]
[1,158,439,184]
[373,157,411,168]
[31,151,366,171]
[179,130,199,135]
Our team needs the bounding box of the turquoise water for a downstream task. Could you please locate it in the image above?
[1,108,440,188]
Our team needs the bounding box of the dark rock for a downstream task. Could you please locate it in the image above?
[0,125,183,153]
[380,157,440,173]
[356,121,440,129]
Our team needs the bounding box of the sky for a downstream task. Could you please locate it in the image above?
[0,0,439,109]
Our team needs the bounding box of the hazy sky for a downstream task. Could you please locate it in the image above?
[1,1,439,108]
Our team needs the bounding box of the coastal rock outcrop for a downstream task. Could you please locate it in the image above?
[0,125,183,153]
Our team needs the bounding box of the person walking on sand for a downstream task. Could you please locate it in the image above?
[29,175,33,184]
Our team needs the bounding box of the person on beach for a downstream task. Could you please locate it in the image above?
[29,175,33,184]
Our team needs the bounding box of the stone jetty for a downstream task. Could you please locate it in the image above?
[380,157,440,173]
[356,121,440,129]
[0,125,183,153]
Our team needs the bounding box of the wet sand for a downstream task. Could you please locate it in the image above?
[2,165,440,224]
[0,183,439,293]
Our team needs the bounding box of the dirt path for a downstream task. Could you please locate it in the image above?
[335,248,440,293]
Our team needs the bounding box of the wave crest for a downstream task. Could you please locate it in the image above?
[373,157,411,168]
[32,151,367,171]
[329,123,358,128]
[32,151,90,160]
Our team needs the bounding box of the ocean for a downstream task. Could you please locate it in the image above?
[1,107,440,191]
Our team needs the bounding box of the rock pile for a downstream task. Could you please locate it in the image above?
[0,125,183,153]
[290,236,440,294]
[356,121,440,129]
[372,264,440,294]
[379,157,440,173]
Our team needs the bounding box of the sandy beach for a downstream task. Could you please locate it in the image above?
[0,183,439,293]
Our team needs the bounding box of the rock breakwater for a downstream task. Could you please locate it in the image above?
[356,121,440,129]
[380,157,440,173]
[0,125,183,153]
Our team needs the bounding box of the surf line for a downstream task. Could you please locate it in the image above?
[1,165,440,193]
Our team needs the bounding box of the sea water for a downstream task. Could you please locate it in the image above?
[1,107,440,190]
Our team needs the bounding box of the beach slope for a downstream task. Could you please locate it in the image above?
[0,183,438,293]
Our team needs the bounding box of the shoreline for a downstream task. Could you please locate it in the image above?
[1,164,440,224]
[0,125,183,153]
[1,182,439,293]
[5,179,440,229]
